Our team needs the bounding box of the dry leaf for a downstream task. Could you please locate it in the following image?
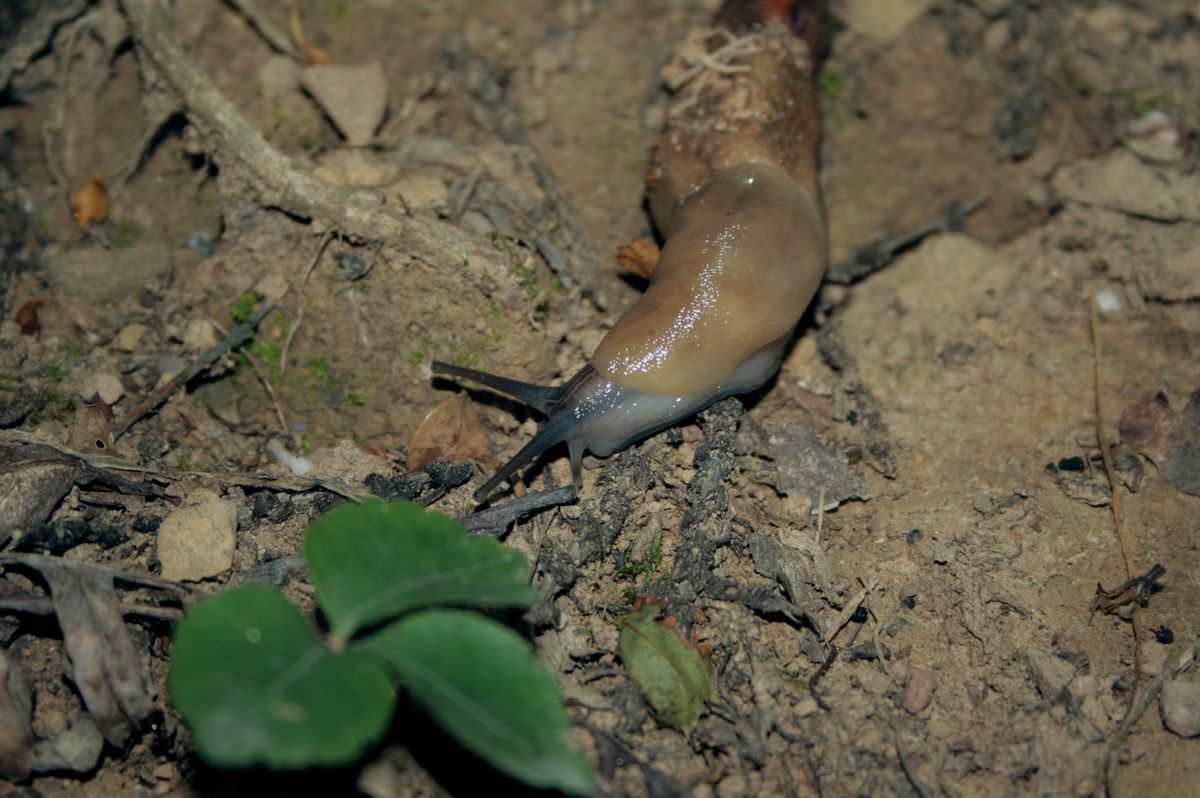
[1120,388,1200,495]
[405,394,492,472]
[68,175,109,228]
[0,651,34,779]
[0,441,158,547]
[290,5,333,65]
[15,299,44,335]
[1,555,153,746]
[616,238,660,280]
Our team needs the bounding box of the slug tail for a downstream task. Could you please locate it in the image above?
[431,361,561,415]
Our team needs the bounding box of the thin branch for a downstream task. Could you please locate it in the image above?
[119,0,481,265]
[826,196,988,286]
[463,485,578,537]
[111,301,274,440]
[0,430,369,501]
[822,576,878,644]
[224,0,301,61]
[279,230,334,377]
[1092,299,1148,796]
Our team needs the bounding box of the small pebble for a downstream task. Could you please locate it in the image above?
[1094,288,1122,314]
[157,494,237,581]
[112,322,148,352]
[940,341,974,367]
[187,230,214,258]
[1161,680,1200,737]
[902,667,937,714]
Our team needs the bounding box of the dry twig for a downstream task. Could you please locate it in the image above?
[1091,299,1148,796]
[280,230,333,377]
[118,0,482,265]
[112,301,274,440]
[822,576,879,644]
[225,0,301,61]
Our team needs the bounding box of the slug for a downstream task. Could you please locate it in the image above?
[434,0,827,501]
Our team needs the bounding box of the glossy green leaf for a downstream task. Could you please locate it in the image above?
[168,585,395,768]
[305,499,537,640]
[618,604,714,732]
[358,609,595,796]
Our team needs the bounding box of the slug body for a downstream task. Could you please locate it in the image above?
[433,0,827,501]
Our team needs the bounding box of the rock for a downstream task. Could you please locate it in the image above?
[1161,680,1200,737]
[78,372,124,405]
[180,318,218,352]
[902,667,937,713]
[112,323,148,352]
[1138,241,1200,302]
[258,54,301,100]
[1053,150,1200,223]
[1024,649,1075,699]
[253,272,289,302]
[840,0,935,41]
[46,241,173,304]
[156,492,237,581]
[309,440,393,486]
[301,62,388,146]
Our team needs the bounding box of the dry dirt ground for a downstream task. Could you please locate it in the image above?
[1,0,1199,796]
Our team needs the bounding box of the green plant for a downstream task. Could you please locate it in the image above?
[168,500,594,794]
[230,291,264,324]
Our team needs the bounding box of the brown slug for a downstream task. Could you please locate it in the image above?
[434,0,827,501]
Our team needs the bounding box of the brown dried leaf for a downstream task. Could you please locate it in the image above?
[0,443,80,547]
[1,555,153,746]
[15,299,44,335]
[68,175,109,228]
[0,441,159,547]
[616,238,660,280]
[1119,389,1200,495]
[0,651,34,779]
[405,394,492,472]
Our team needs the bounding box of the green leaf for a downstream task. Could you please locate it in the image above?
[618,604,714,732]
[168,585,395,768]
[358,609,595,796]
[305,499,537,640]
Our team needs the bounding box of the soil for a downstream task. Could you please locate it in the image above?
[1,0,1199,796]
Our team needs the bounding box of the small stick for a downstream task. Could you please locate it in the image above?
[872,608,897,682]
[816,485,826,543]
[210,312,292,445]
[280,230,334,377]
[826,196,987,285]
[112,301,274,440]
[1091,299,1148,795]
[225,0,302,61]
[242,347,292,443]
[0,596,183,622]
[1104,642,1199,791]
[822,576,879,644]
[0,430,368,500]
[0,552,204,597]
[1090,301,1142,701]
[462,485,578,537]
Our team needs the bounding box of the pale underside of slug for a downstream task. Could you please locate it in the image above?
[432,0,827,502]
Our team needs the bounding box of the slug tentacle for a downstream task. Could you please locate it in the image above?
[431,362,563,415]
